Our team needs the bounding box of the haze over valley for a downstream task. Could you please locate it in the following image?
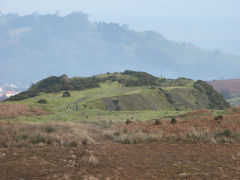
[0,12,240,85]
[1,1,240,179]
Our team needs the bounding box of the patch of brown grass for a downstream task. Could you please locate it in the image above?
[104,108,240,144]
[79,150,99,166]
[0,104,47,119]
[0,122,95,148]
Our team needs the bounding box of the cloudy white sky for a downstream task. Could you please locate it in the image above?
[1,0,240,55]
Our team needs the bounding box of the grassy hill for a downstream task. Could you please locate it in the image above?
[6,71,230,121]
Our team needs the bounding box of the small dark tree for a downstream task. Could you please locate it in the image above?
[63,91,71,97]
[112,99,119,105]
[155,119,162,125]
[116,105,121,111]
[37,99,48,104]
[171,117,177,124]
[125,119,132,125]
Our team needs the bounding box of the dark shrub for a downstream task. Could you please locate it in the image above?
[125,119,132,125]
[216,129,231,137]
[171,117,177,124]
[63,91,71,97]
[214,115,223,121]
[222,129,231,137]
[154,119,162,125]
[112,99,119,105]
[45,126,56,133]
[116,105,121,111]
[37,99,48,104]
[7,90,39,101]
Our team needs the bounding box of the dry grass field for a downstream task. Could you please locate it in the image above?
[0,104,48,119]
[1,107,240,179]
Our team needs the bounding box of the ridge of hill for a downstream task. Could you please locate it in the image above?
[7,71,230,111]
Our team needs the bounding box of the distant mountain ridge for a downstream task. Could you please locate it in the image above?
[208,79,240,106]
[208,79,240,94]
[0,12,240,83]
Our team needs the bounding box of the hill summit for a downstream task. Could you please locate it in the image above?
[8,70,230,111]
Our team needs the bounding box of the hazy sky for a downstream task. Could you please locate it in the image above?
[1,0,240,55]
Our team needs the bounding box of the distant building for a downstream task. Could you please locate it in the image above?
[4,91,18,98]
[0,86,2,93]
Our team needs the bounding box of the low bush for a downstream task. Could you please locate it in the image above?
[37,99,48,104]
[171,117,177,124]
[154,119,162,125]
[63,91,71,97]
[125,119,133,125]
[79,150,99,166]
[214,115,223,121]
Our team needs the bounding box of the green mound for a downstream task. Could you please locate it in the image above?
[6,70,230,111]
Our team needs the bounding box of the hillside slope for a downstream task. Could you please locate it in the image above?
[8,71,230,111]
[0,12,240,83]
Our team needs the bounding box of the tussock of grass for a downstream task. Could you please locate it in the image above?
[104,127,239,144]
[186,128,235,143]
[0,122,95,148]
[79,150,99,166]
[103,115,240,144]
[104,128,163,144]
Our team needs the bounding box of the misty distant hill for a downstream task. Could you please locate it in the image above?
[208,79,240,106]
[0,12,240,83]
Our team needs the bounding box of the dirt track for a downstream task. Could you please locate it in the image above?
[1,142,240,180]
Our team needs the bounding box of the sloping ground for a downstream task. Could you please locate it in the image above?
[87,85,229,111]
[88,90,175,111]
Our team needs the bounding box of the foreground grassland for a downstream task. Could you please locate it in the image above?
[0,73,235,179]
[1,105,240,179]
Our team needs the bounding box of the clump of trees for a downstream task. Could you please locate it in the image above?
[122,70,159,87]
[7,75,100,101]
